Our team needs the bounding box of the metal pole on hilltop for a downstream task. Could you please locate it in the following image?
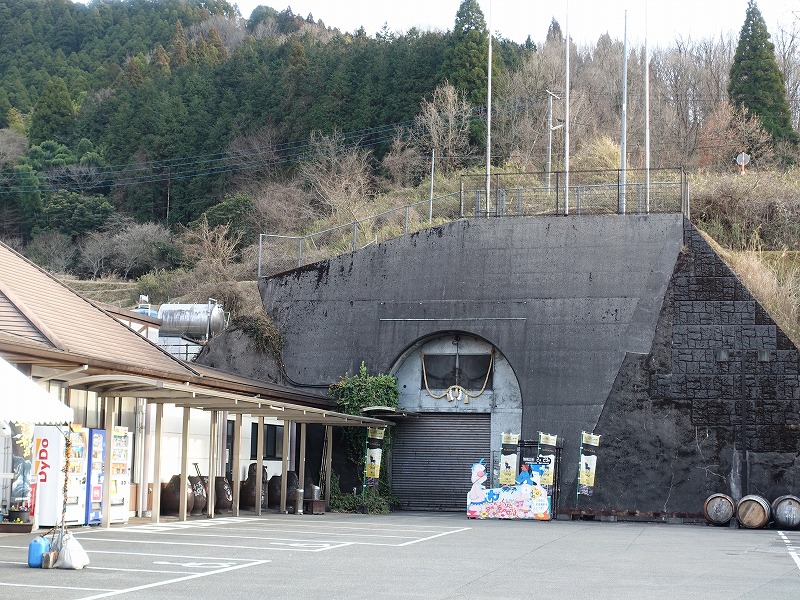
[485,0,493,217]
[619,10,628,215]
[645,1,651,212]
[564,0,570,215]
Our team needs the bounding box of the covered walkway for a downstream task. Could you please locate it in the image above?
[66,373,389,525]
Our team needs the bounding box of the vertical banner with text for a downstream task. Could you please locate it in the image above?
[578,431,601,497]
[537,432,558,488]
[365,427,385,487]
[499,432,520,485]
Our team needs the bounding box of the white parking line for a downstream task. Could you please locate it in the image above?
[397,526,472,546]
[0,582,115,591]
[777,531,800,572]
[74,559,270,600]
[77,536,346,552]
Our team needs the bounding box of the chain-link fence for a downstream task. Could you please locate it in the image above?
[460,167,687,217]
[258,168,687,278]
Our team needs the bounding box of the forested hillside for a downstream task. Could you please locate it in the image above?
[2,0,800,322]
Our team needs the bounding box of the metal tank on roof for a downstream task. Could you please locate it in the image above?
[157,299,227,341]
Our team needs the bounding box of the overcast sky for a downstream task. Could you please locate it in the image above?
[232,1,799,48]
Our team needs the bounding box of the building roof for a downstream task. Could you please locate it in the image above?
[0,242,194,378]
[0,241,388,427]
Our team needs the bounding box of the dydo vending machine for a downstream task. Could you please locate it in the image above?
[32,425,88,527]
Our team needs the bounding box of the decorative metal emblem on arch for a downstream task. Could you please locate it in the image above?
[421,348,494,404]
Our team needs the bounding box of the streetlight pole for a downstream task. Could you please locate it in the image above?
[485,0,493,218]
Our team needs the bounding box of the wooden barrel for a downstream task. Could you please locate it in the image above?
[737,495,771,529]
[703,493,735,525]
[771,495,800,529]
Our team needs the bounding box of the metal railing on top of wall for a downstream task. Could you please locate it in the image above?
[258,167,688,278]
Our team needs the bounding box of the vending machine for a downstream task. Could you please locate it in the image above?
[32,425,88,527]
[85,428,105,525]
[109,426,132,523]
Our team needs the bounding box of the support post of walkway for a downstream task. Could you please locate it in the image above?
[207,410,218,518]
[232,414,242,516]
[255,416,264,515]
[324,425,333,508]
[101,397,116,528]
[297,422,307,512]
[280,420,291,513]
[152,403,163,523]
[178,407,190,521]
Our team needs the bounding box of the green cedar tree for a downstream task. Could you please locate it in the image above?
[441,0,489,105]
[728,0,797,145]
[28,77,75,145]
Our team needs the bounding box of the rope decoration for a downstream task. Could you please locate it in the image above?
[421,349,494,404]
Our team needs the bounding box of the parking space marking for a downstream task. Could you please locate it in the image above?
[133,528,434,542]
[72,517,472,550]
[74,559,270,600]
[0,582,115,591]
[83,549,258,561]
[397,526,472,546]
[777,531,800,572]
[88,566,196,575]
[77,536,344,552]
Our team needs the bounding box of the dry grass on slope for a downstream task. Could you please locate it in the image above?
[699,230,800,346]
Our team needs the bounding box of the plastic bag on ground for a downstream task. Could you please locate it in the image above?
[54,532,90,570]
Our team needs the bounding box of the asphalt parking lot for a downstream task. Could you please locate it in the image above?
[1,512,799,600]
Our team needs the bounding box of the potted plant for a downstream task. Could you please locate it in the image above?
[8,502,31,523]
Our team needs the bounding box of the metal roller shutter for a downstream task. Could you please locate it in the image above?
[391,413,491,511]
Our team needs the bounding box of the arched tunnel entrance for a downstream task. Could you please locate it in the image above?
[388,332,522,510]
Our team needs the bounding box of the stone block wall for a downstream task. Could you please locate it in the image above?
[585,222,800,515]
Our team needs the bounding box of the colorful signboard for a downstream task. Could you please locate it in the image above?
[467,459,550,520]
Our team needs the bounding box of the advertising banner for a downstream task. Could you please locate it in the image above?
[537,432,558,486]
[365,427,385,487]
[578,431,601,497]
[499,432,519,485]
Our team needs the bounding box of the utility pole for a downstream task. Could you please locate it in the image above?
[619,10,628,215]
[546,90,564,194]
[485,0,493,217]
[564,0,570,215]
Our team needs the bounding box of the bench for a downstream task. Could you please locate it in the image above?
[303,499,326,515]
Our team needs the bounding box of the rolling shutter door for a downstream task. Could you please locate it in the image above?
[391,413,491,511]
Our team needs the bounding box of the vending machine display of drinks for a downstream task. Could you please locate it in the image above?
[32,425,88,527]
[85,429,105,525]
[110,426,132,524]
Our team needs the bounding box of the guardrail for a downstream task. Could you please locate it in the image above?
[258,167,688,278]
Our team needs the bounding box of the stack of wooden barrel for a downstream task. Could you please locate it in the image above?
[703,492,800,529]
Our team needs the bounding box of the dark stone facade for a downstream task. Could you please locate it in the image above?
[583,223,800,516]
[200,215,800,516]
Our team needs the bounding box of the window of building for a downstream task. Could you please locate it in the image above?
[421,354,494,390]
[250,423,283,460]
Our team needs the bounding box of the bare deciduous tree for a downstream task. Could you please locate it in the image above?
[382,133,424,187]
[112,222,173,278]
[297,130,373,222]
[178,215,244,281]
[80,230,115,279]
[696,101,774,170]
[246,180,316,232]
[414,82,473,173]
[25,231,74,274]
[227,125,282,187]
[0,128,28,168]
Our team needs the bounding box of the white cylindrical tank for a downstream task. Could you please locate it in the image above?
[157,302,227,340]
